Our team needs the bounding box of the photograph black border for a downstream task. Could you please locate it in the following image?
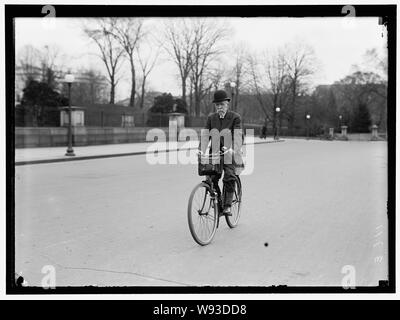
[5,4,396,295]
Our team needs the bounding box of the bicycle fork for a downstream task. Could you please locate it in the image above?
[213,195,225,229]
[205,177,223,229]
[209,191,221,229]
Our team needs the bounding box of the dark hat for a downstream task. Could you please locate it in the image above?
[212,90,231,103]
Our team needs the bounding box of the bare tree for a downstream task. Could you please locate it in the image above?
[17,44,64,88]
[283,42,316,134]
[264,49,292,134]
[161,19,196,105]
[16,45,42,84]
[136,45,160,110]
[84,18,125,104]
[208,64,226,91]
[199,64,226,115]
[246,49,291,134]
[230,43,247,112]
[40,44,66,89]
[190,19,229,116]
[246,53,271,123]
[363,47,388,81]
[108,18,145,107]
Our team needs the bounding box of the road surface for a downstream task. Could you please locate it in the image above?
[15,139,388,287]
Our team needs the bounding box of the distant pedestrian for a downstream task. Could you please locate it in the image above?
[260,124,267,139]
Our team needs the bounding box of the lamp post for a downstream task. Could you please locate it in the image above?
[306,114,311,140]
[226,81,236,111]
[65,73,75,156]
[338,114,343,131]
[275,107,280,140]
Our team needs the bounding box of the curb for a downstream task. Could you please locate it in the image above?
[15,139,284,166]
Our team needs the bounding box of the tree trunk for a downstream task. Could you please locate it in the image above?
[194,88,200,116]
[129,58,136,107]
[181,77,187,104]
[140,76,146,109]
[110,76,115,104]
[289,80,297,135]
[189,81,193,116]
[90,82,95,104]
[32,105,38,127]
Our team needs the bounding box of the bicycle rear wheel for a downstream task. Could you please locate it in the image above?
[187,182,218,245]
[225,176,242,228]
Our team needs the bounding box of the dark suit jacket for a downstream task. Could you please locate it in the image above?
[200,110,243,153]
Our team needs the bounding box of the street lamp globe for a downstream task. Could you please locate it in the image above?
[306,114,311,120]
[276,107,280,113]
[228,81,237,111]
[65,74,75,83]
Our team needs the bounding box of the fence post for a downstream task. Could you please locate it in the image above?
[341,125,348,140]
[329,127,334,140]
[371,125,379,141]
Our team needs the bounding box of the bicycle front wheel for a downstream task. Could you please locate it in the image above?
[187,182,218,246]
[225,176,242,228]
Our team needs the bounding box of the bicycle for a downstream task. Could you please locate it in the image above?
[187,149,242,246]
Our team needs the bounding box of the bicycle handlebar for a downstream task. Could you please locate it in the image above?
[198,148,230,156]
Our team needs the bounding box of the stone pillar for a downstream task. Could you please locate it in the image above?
[329,127,334,139]
[168,113,185,141]
[371,125,379,141]
[60,107,85,127]
[341,125,348,140]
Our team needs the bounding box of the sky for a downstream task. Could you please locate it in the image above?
[15,17,387,102]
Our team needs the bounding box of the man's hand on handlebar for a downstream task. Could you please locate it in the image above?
[222,146,233,155]
[198,147,236,156]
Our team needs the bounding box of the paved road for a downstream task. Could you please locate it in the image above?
[15,139,388,287]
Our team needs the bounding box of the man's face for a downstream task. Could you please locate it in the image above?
[215,100,229,116]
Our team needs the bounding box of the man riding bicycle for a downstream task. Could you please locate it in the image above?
[198,89,244,216]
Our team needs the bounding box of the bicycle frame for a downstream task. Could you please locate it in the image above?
[203,175,224,228]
